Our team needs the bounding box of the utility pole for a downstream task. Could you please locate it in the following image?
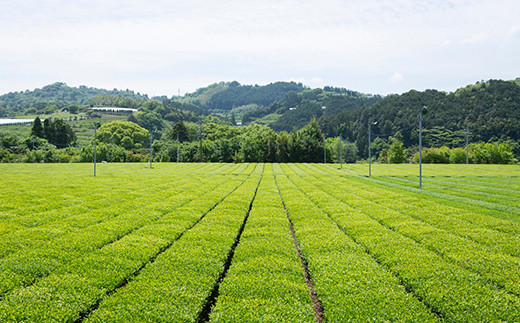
[323,134,326,163]
[465,127,470,164]
[339,129,343,169]
[149,130,153,169]
[94,122,99,177]
[418,106,428,188]
[368,121,377,176]
[176,133,179,163]
[32,136,35,163]
[198,122,205,162]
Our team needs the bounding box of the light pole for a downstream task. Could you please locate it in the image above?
[149,130,153,169]
[339,129,343,169]
[465,126,470,164]
[368,121,377,176]
[176,132,180,163]
[322,106,326,164]
[198,122,205,162]
[323,134,327,164]
[93,122,100,177]
[418,106,428,188]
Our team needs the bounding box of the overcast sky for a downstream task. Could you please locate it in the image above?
[1,0,519,97]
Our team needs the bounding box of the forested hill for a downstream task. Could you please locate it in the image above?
[180,81,306,110]
[320,79,520,158]
[180,81,382,130]
[0,82,150,117]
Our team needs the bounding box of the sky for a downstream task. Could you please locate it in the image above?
[0,0,519,97]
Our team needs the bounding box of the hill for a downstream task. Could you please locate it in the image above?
[181,81,382,130]
[0,82,150,117]
[320,79,520,158]
[180,81,306,111]
[2,79,520,154]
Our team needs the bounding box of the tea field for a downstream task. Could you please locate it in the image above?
[0,163,519,322]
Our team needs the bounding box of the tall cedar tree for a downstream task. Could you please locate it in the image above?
[31,117,44,138]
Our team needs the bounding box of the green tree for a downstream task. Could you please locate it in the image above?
[294,118,324,162]
[67,104,80,114]
[121,136,134,150]
[31,117,44,138]
[96,121,149,149]
[388,139,406,163]
[170,121,189,142]
[449,148,468,164]
[43,118,53,142]
[230,112,237,126]
[330,137,358,163]
[129,111,163,131]
[51,119,76,147]
[239,124,276,162]
[275,131,290,162]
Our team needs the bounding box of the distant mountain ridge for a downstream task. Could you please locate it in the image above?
[181,81,306,111]
[0,82,149,117]
[1,79,519,155]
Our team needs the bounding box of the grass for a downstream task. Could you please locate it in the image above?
[0,163,519,322]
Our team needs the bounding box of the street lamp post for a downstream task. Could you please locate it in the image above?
[418,106,428,188]
[323,134,327,164]
[176,133,180,163]
[93,122,100,177]
[322,106,326,164]
[149,130,153,169]
[368,121,377,176]
[339,129,343,169]
[198,122,205,162]
[465,127,470,164]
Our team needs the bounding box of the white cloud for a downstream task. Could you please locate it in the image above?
[462,33,488,44]
[310,77,325,85]
[510,24,520,37]
[1,0,520,96]
[390,73,404,83]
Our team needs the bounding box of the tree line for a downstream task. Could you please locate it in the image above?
[1,117,516,164]
[320,79,520,159]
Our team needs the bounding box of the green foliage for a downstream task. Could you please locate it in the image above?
[328,138,358,163]
[411,143,515,164]
[50,119,77,147]
[421,146,451,163]
[449,147,467,164]
[210,173,315,321]
[202,122,241,141]
[90,94,142,109]
[169,120,189,142]
[322,79,520,159]
[0,147,11,162]
[128,110,163,131]
[470,142,516,164]
[96,121,149,149]
[33,118,77,147]
[182,81,306,111]
[0,164,520,321]
[388,139,406,163]
[290,119,324,163]
[0,82,148,117]
[67,104,80,114]
[271,88,381,132]
[80,143,127,162]
[31,117,44,138]
[276,169,439,322]
[239,124,276,162]
[297,168,520,322]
